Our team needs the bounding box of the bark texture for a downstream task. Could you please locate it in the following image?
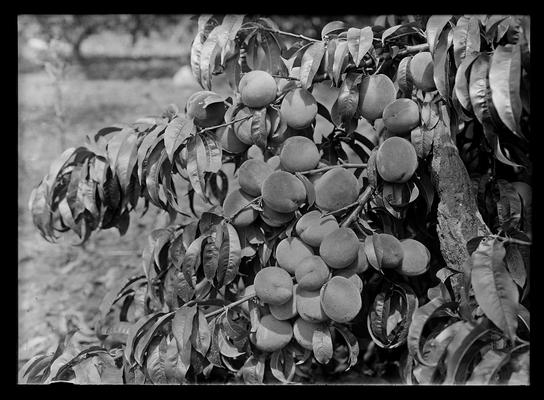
[429,120,490,272]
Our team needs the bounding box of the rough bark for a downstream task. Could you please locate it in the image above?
[429,119,491,272]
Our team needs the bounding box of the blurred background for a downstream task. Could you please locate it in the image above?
[17,14,374,370]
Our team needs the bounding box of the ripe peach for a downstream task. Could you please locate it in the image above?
[254,314,293,352]
[293,318,323,350]
[186,90,226,127]
[376,137,418,183]
[340,242,368,275]
[320,276,362,323]
[314,168,360,212]
[238,159,274,197]
[239,70,278,108]
[358,74,397,122]
[373,233,404,269]
[397,239,430,276]
[254,266,293,305]
[260,202,295,227]
[409,52,436,92]
[266,155,282,171]
[333,271,364,293]
[279,136,321,172]
[275,237,315,275]
[222,189,258,227]
[295,286,329,323]
[319,227,359,269]
[269,284,298,321]
[295,255,331,291]
[233,107,272,145]
[382,98,420,135]
[280,88,318,129]
[261,171,307,213]
[295,210,339,248]
[216,125,249,154]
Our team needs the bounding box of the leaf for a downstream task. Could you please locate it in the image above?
[219,14,245,66]
[199,25,228,90]
[186,135,206,198]
[444,318,494,384]
[299,41,325,90]
[191,15,216,87]
[113,133,139,194]
[454,52,480,113]
[137,125,165,184]
[333,324,359,370]
[471,238,519,340]
[240,354,265,384]
[270,349,296,383]
[134,313,173,367]
[144,336,168,384]
[467,349,510,384]
[453,16,481,67]
[366,147,378,188]
[216,223,242,286]
[426,15,452,54]
[164,117,194,163]
[72,357,102,384]
[504,244,526,288]
[407,297,458,366]
[321,21,347,39]
[182,235,206,291]
[364,234,380,271]
[250,107,268,149]
[171,304,198,380]
[489,44,523,137]
[124,312,162,367]
[469,53,494,129]
[192,310,212,357]
[493,135,524,169]
[295,172,315,208]
[332,41,349,86]
[411,126,433,159]
[203,235,220,283]
[19,354,54,383]
[432,25,452,99]
[312,325,333,364]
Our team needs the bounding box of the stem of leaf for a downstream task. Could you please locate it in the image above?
[204,292,257,319]
[198,115,252,134]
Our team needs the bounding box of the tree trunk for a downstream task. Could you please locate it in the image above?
[429,117,490,273]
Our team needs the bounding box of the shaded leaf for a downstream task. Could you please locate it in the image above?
[426,15,452,54]
[312,325,333,364]
[171,304,198,380]
[453,16,481,67]
[299,41,326,90]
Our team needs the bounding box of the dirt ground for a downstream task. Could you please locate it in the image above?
[18,63,202,366]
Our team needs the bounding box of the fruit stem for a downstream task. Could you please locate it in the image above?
[198,115,253,134]
[322,200,360,217]
[271,74,300,81]
[299,163,367,175]
[340,185,375,228]
[204,292,257,319]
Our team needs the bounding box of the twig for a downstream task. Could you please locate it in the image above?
[271,75,300,81]
[198,115,252,134]
[299,163,367,175]
[260,27,319,43]
[340,185,375,228]
[322,200,360,217]
[204,293,257,319]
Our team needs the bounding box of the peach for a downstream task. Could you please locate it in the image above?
[292,318,323,350]
[376,137,418,183]
[254,266,293,305]
[295,286,329,323]
[373,233,404,269]
[233,107,272,145]
[320,276,362,323]
[275,237,315,275]
[222,188,258,228]
[314,168,360,212]
[319,227,359,269]
[397,238,431,276]
[238,159,274,197]
[239,70,278,108]
[295,255,331,291]
[186,90,226,127]
[254,314,293,352]
[216,125,249,154]
[280,88,318,129]
[339,242,368,275]
[409,52,436,92]
[260,202,295,227]
[295,210,339,248]
[358,74,397,122]
[279,136,321,172]
[261,171,307,213]
[269,284,298,321]
[382,98,420,135]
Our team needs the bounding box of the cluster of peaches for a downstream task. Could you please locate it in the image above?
[183,52,437,354]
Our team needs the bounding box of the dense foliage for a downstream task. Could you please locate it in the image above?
[21,14,530,385]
